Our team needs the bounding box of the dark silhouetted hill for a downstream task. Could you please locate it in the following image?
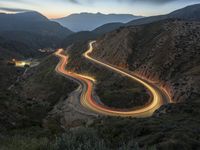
[0,11,73,57]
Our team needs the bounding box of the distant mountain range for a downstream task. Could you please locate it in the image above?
[53,13,143,32]
[61,4,200,47]
[93,4,200,35]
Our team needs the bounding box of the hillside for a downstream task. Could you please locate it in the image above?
[0,36,31,59]
[0,53,77,131]
[54,12,142,32]
[91,19,200,104]
[53,19,200,149]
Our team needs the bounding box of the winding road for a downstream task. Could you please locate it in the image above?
[55,41,171,117]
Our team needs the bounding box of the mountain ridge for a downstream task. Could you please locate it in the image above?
[127,3,200,26]
[92,4,200,35]
[53,12,143,32]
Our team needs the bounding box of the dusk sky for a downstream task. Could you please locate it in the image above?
[0,0,199,18]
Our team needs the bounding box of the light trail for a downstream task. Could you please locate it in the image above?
[55,42,171,117]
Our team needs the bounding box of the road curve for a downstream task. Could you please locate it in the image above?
[55,42,171,117]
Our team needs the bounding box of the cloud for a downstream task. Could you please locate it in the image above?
[65,0,199,5]
[68,0,79,3]
[0,0,38,6]
[61,0,80,4]
[117,0,187,5]
[0,0,27,3]
[0,7,32,12]
[125,0,177,3]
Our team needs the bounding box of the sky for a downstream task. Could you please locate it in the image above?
[0,0,199,18]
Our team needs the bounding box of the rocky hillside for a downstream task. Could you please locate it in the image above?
[91,19,200,103]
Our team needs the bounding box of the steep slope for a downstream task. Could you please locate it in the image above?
[127,4,200,26]
[91,19,200,103]
[54,12,142,32]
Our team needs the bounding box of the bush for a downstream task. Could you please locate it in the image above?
[54,128,108,150]
[0,135,54,150]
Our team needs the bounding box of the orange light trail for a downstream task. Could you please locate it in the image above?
[55,41,171,117]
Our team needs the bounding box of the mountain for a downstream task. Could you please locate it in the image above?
[53,12,143,32]
[127,4,200,26]
[0,11,73,37]
[61,4,200,50]
[0,11,73,57]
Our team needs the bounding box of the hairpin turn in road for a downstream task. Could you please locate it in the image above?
[55,41,171,117]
